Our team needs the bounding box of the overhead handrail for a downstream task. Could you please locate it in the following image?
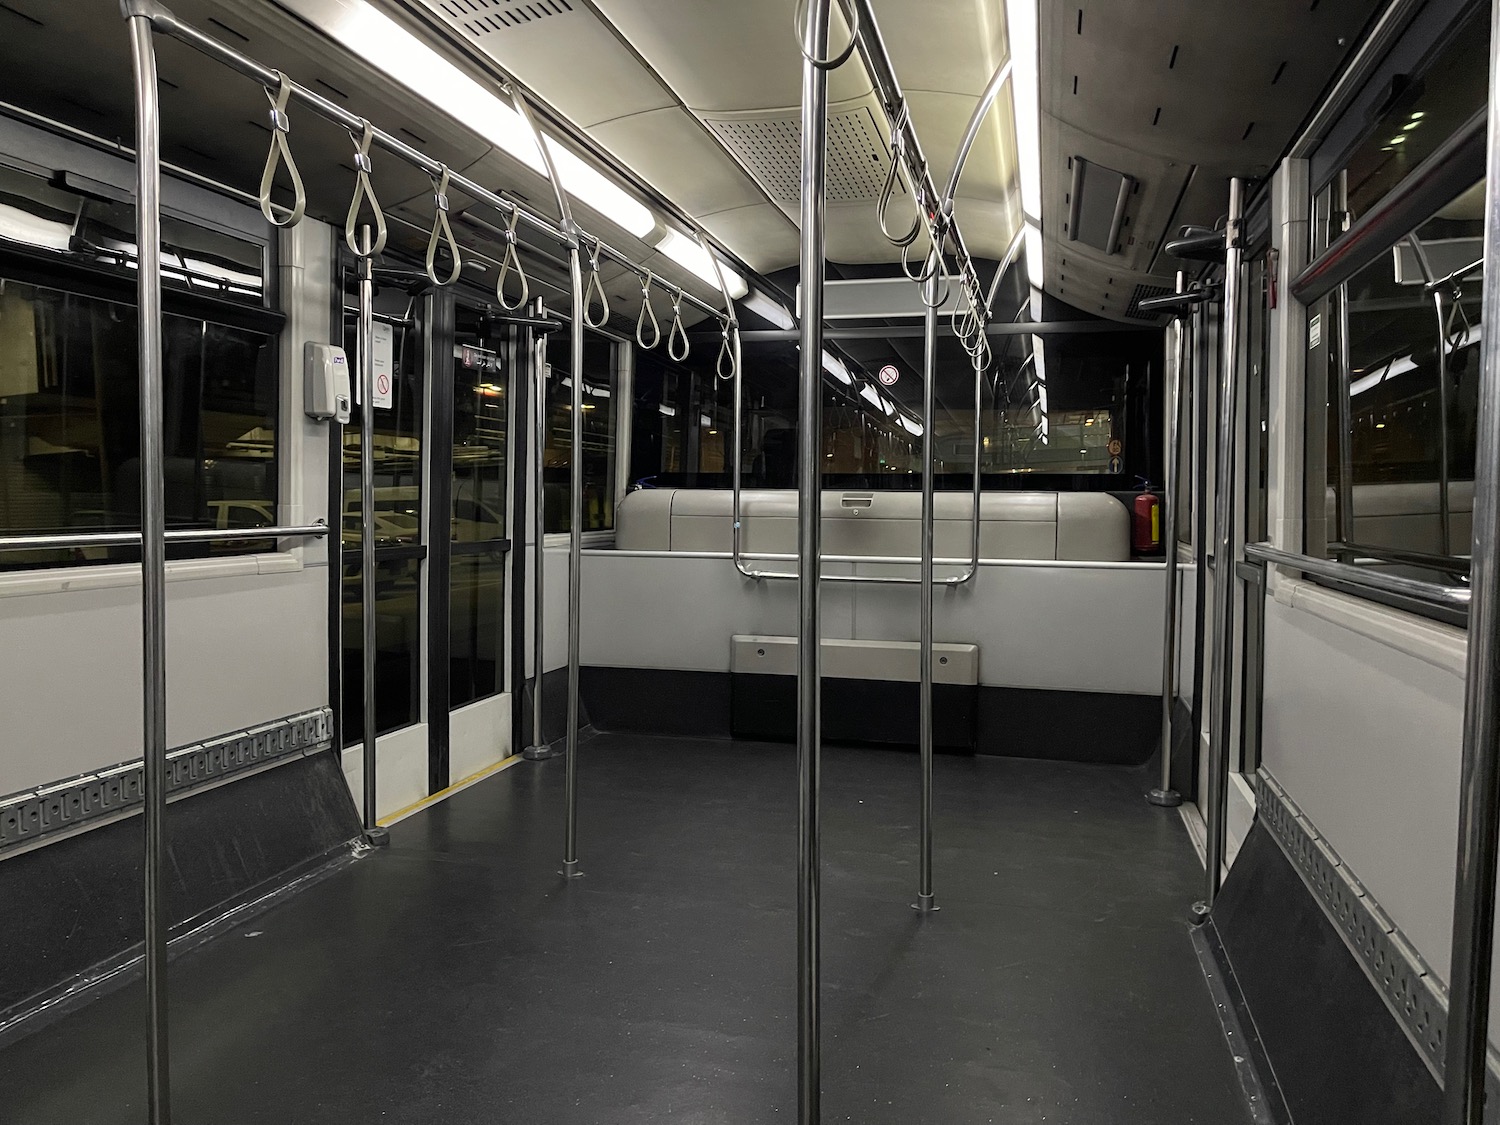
[343,120,387,258]
[667,291,691,361]
[133,4,734,331]
[636,270,662,349]
[0,521,331,553]
[795,0,859,69]
[583,245,610,327]
[424,166,463,287]
[495,208,528,311]
[257,72,304,228]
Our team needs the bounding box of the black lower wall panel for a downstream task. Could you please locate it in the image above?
[976,686,1158,764]
[732,674,978,751]
[0,749,362,1027]
[582,666,730,738]
[519,666,586,748]
[1169,697,1196,798]
[1212,821,1441,1125]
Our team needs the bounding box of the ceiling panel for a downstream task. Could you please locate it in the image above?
[874,0,1009,98]
[695,203,801,275]
[588,107,772,216]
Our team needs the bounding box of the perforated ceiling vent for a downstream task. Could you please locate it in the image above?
[707,107,891,209]
[436,0,573,37]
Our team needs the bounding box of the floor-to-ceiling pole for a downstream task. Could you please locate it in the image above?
[561,244,584,879]
[1149,273,1189,809]
[1439,3,1500,1117]
[1197,179,1245,914]
[523,299,554,761]
[125,9,171,1121]
[916,268,938,912]
[357,233,384,846]
[797,2,830,1119]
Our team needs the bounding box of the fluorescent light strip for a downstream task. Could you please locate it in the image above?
[309,1,654,238]
[1005,0,1043,286]
[657,229,749,299]
[822,351,852,384]
[0,203,73,252]
[745,287,796,329]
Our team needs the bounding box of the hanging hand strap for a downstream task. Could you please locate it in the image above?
[583,244,610,328]
[636,271,661,349]
[424,166,463,287]
[877,150,920,248]
[496,208,528,311]
[668,292,691,361]
[259,73,305,229]
[717,322,739,381]
[344,121,387,258]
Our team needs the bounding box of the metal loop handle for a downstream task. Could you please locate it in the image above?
[717,323,739,381]
[918,242,953,309]
[583,246,610,328]
[902,233,940,284]
[496,209,528,311]
[424,166,463,287]
[258,73,305,229]
[344,121,387,258]
[794,0,860,69]
[636,271,661,349]
[668,293,691,361]
[877,150,921,248]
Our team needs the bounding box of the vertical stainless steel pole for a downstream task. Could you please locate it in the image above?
[1334,281,1355,548]
[1434,289,1453,557]
[561,245,584,879]
[1195,179,1244,917]
[1150,272,1188,809]
[125,10,171,1121]
[798,2,830,1120]
[358,238,385,845]
[1440,4,1500,1116]
[523,300,554,761]
[915,269,938,913]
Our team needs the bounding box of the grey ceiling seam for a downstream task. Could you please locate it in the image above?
[572,0,799,235]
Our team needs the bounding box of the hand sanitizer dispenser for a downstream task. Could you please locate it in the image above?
[304,342,351,424]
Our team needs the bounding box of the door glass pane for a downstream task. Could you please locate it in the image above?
[449,327,508,708]
[544,332,615,533]
[342,313,424,550]
[342,556,423,743]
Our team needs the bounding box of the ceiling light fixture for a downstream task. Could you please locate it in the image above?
[655,229,750,298]
[744,288,796,329]
[1005,0,1043,288]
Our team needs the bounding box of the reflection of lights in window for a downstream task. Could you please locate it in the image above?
[1402,120,1421,131]
[700,414,712,427]
[1390,135,1405,145]
[659,404,676,417]
[581,403,596,411]
[1376,422,1386,429]
[1411,111,1426,120]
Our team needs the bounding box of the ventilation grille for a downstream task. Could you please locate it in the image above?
[436,0,573,36]
[1125,283,1172,320]
[707,107,890,208]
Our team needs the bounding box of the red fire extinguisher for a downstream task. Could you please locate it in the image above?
[1132,492,1160,553]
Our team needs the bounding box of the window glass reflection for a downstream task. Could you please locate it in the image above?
[342,556,422,742]
[545,332,615,533]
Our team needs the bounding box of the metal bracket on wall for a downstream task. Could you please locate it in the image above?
[1255,769,1500,1095]
[0,708,333,853]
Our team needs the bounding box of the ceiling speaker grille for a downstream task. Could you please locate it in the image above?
[707,107,890,208]
[1125,283,1173,321]
[437,0,573,36]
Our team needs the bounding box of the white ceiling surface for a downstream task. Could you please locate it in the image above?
[1041,0,1382,321]
[414,0,1022,273]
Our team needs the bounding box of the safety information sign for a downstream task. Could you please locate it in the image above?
[358,322,395,409]
[878,365,900,386]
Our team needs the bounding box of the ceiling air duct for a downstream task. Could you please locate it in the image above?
[1065,156,1134,255]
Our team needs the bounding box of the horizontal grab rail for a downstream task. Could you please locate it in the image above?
[1244,541,1471,610]
[0,522,331,553]
[586,548,1164,571]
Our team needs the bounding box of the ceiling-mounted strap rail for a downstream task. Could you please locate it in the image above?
[424,166,463,287]
[667,292,690,361]
[132,5,736,332]
[795,0,860,69]
[636,270,661,349]
[583,245,610,327]
[258,72,304,228]
[495,208,528,311]
[344,121,386,257]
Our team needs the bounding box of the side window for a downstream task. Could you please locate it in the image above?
[544,331,617,534]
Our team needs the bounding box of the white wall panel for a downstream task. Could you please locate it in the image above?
[449,693,512,782]
[0,567,327,795]
[1260,595,1465,982]
[579,553,1162,694]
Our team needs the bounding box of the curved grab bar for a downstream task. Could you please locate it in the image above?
[794,0,859,70]
[258,72,305,228]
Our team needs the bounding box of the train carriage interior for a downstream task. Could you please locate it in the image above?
[2,0,1500,1122]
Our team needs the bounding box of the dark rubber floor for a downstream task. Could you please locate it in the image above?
[0,735,1251,1124]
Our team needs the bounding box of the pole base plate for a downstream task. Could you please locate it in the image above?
[560,859,584,879]
[911,893,939,914]
[1189,900,1211,926]
[523,742,564,762]
[364,827,391,848]
[1147,787,1183,808]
